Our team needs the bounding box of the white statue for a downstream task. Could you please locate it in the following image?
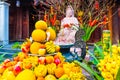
[61,5,79,28]
[55,5,79,45]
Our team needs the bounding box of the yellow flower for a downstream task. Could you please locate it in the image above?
[78,11,84,17]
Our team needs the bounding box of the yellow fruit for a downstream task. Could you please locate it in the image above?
[32,29,46,42]
[34,64,47,77]
[38,49,46,56]
[15,69,36,80]
[30,42,41,54]
[54,67,64,78]
[45,75,56,80]
[1,69,15,80]
[59,74,69,80]
[46,63,56,75]
[46,27,56,41]
[35,20,47,30]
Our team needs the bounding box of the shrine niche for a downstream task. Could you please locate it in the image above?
[2,0,118,43]
[33,0,115,44]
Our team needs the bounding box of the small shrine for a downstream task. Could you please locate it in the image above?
[0,0,120,80]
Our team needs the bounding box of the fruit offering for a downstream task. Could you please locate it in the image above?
[20,20,59,56]
[0,20,85,80]
[0,52,85,80]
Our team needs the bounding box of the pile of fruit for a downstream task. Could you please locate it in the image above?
[0,52,85,80]
[0,20,85,80]
[21,20,59,55]
[97,45,120,80]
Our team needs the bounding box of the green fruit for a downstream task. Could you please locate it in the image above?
[45,75,56,80]
[59,74,70,80]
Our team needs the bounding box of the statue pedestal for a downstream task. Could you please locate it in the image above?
[60,44,85,62]
[0,2,10,45]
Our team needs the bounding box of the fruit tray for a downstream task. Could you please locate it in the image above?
[28,53,57,57]
[59,44,74,48]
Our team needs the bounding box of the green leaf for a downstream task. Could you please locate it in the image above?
[94,44,104,59]
[12,42,21,49]
[82,24,97,42]
[87,50,99,65]
[95,41,102,46]
[0,53,7,63]
[12,52,19,57]
[87,26,97,41]
[116,67,120,80]
[74,60,103,80]
[86,27,91,41]
[74,60,95,75]
[109,41,112,57]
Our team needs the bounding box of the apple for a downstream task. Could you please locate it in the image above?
[54,58,61,65]
[4,59,10,64]
[38,49,46,56]
[38,57,46,64]
[13,66,22,75]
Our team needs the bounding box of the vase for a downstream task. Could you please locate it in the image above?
[102,30,111,51]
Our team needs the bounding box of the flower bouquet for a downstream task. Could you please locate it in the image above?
[77,0,112,42]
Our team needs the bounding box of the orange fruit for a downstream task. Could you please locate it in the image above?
[54,67,64,78]
[13,56,19,61]
[46,27,56,41]
[40,44,46,49]
[35,20,47,30]
[30,42,41,54]
[45,56,54,64]
[57,62,66,68]
[37,76,45,80]
[54,54,59,59]
[32,29,46,42]
[25,63,32,69]
[55,45,60,52]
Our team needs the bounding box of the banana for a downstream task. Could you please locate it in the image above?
[47,47,55,54]
[48,48,55,54]
[45,41,57,54]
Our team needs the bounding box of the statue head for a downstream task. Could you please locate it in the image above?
[66,5,74,17]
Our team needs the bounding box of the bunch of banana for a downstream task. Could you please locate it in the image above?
[22,56,38,68]
[46,63,56,75]
[45,41,56,54]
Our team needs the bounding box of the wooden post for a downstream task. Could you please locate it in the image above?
[16,7,22,40]
[108,8,113,42]
[112,6,119,44]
